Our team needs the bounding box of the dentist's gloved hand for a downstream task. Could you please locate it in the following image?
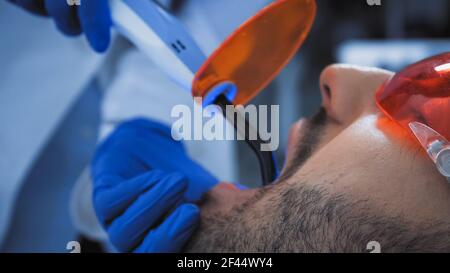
[93,170,200,252]
[94,119,220,202]
[7,0,111,52]
[92,119,220,252]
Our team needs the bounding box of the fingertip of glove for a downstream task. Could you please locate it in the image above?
[88,31,110,53]
[173,204,200,240]
[171,204,200,236]
[78,0,112,53]
[179,204,200,218]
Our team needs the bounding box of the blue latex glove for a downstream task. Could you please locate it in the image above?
[7,0,111,52]
[92,119,220,252]
[93,170,200,252]
[93,119,219,203]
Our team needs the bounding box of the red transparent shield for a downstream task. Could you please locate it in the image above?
[375,52,450,140]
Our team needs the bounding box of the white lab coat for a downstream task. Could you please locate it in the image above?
[0,0,271,251]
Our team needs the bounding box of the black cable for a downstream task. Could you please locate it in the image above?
[214,94,278,186]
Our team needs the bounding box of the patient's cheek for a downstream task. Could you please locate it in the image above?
[200,183,257,216]
[376,116,418,148]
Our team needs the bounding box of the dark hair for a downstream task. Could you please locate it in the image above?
[184,182,450,253]
[277,108,327,181]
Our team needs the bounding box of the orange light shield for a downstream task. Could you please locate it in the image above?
[192,0,317,105]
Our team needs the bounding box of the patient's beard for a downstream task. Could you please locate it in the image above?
[277,108,328,181]
[183,108,332,253]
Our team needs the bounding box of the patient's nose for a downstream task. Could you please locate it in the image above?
[319,64,393,124]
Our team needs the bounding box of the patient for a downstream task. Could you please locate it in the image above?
[184,64,450,253]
